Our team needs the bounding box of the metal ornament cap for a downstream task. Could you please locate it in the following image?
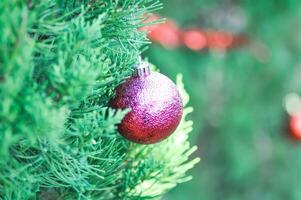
[110,68,183,144]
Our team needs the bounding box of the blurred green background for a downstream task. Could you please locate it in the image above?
[144,0,301,199]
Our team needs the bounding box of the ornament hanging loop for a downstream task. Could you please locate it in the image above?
[134,56,151,77]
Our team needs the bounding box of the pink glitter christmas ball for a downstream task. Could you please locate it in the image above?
[109,71,183,144]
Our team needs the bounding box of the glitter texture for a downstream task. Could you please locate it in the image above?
[109,72,183,144]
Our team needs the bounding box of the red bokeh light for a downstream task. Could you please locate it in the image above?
[140,14,160,32]
[182,29,207,51]
[289,113,301,140]
[141,14,247,51]
[141,14,181,49]
[208,31,233,50]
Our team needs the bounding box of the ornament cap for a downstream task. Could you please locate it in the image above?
[133,57,151,77]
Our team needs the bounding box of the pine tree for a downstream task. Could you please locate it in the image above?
[0,0,199,199]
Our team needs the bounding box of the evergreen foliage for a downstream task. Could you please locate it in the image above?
[0,0,198,199]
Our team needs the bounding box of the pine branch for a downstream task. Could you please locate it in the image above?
[0,1,198,199]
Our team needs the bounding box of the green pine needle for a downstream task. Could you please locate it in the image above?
[0,1,198,199]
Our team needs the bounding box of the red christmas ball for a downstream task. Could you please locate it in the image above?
[109,65,183,144]
[289,113,301,140]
